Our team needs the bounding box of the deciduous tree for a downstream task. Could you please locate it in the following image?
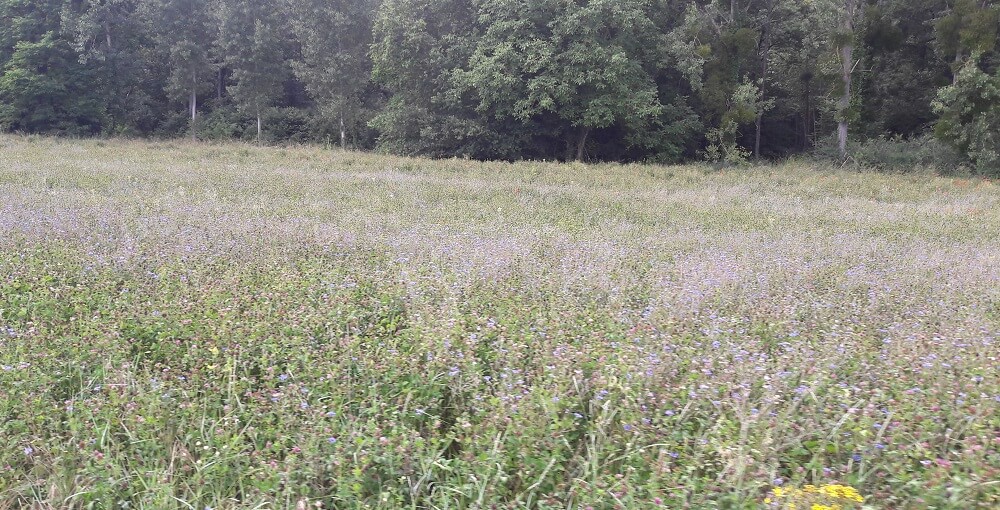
[141,0,217,139]
[218,0,290,143]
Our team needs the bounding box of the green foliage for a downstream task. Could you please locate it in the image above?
[704,122,750,166]
[699,27,761,124]
[0,33,105,134]
[261,106,314,143]
[0,0,995,166]
[705,80,772,166]
[370,0,513,159]
[852,134,964,173]
[218,0,292,141]
[285,0,378,147]
[140,0,217,135]
[61,0,164,135]
[933,58,1000,176]
[0,0,66,63]
[935,0,1000,63]
[855,1,953,139]
[197,104,245,140]
[813,132,964,173]
[626,97,703,164]
[466,0,662,160]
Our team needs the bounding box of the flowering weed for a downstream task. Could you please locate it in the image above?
[0,136,998,508]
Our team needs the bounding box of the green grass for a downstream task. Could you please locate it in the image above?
[1,135,998,509]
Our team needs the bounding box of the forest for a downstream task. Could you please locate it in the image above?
[1,0,998,173]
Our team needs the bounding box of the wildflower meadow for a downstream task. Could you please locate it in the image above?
[1,135,998,508]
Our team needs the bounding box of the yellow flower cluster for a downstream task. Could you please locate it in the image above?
[763,483,865,509]
[817,485,864,503]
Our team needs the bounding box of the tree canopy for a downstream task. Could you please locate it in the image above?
[0,0,997,173]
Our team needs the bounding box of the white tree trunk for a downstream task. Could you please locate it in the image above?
[953,50,963,84]
[575,127,589,162]
[755,114,763,160]
[837,0,857,161]
[838,43,853,160]
[190,79,197,142]
[755,13,772,161]
[340,115,346,148]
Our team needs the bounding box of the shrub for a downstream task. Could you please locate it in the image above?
[198,105,247,141]
[262,107,313,144]
[812,133,964,173]
[933,58,1000,177]
[851,133,964,172]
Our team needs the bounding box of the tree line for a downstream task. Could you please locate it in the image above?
[1,0,998,173]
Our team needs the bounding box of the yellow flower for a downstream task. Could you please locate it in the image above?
[766,482,863,508]
[819,484,864,503]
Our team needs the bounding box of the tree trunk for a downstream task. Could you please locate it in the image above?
[218,68,224,100]
[803,79,812,150]
[340,115,346,148]
[837,0,858,161]
[190,77,197,142]
[755,15,772,160]
[256,108,262,145]
[754,114,763,160]
[837,117,849,159]
[104,21,112,50]
[837,42,853,160]
[575,127,590,162]
[104,21,117,130]
[953,49,963,84]
[836,0,857,161]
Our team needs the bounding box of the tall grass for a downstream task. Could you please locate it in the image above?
[1,135,998,509]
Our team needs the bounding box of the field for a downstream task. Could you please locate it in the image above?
[1,135,998,509]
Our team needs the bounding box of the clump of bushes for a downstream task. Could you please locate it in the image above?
[813,133,965,174]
